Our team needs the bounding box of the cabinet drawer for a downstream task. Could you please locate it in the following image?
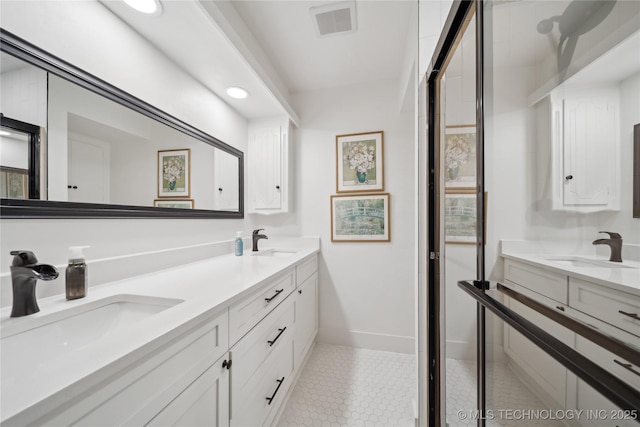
[575,335,640,390]
[296,255,317,287]
[231,295,294,396]
[231,334,294,427]
[229,269,295,345]
[569,278,640,337]
[504,259,568,303]
[504,296,570,407]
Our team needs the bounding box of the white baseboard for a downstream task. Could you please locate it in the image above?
[317,327,414,354]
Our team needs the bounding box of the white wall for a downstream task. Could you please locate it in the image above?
[0,64,47,128]
[291,79,415,353]
[0,1,248,304]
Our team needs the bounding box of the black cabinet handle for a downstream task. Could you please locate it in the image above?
[67,185,78,189]
[276,185,280,190]
[613,359,640,377]
[222,359,232,369]
[619,310,639,320]
[565,175,573,180]
[556,306,565,311]
[267,327,287,346]
[265,289,283,303]
[298,289,302,294]
[218,187,223,192]
[266,377,285,405]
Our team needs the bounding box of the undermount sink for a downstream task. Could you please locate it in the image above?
[1,294,183,381]
[250,248,297,257]
[544,256,637,269]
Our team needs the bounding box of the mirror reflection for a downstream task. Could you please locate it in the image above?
[0,125,29,199]
[0,45,242,215]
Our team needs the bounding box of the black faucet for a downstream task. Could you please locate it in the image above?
[9,250,59,317]
[592,232,623,262]
[252,229,268,252]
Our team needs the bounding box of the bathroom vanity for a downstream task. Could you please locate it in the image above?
[500,242,639,427]
[0,241,319,426]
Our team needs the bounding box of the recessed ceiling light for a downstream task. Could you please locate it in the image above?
[123,0,162,15]
[226,86,249,99]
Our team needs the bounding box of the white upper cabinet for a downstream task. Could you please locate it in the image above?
[247,117,291,214]
[548,86,621,212]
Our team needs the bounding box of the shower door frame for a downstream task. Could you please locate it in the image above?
[424,0,487,425]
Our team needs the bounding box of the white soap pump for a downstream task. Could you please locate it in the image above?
[66,245,90,300]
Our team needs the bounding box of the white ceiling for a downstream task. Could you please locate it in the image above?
[99,0,415,122]
[231,1,414,93]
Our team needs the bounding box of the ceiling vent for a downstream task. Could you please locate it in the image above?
[310,1,357,37]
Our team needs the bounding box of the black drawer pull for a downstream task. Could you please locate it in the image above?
[613,359,640,377]
[556,306,565,311]
[619,310,639,320]
[268,327,287,346]
[265,289,284,303]
[222,359,232,370]
[266,377,285,405]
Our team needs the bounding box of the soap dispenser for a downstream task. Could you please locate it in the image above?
[66,246,90,300]
[235,232,243,256]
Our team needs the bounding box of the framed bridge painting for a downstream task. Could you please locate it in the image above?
[331,193,390,242]
[444,188,487,244]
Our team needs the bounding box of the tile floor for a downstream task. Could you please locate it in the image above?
[277,344,416,427]
[277,345,563,427]
[445,358,565,427]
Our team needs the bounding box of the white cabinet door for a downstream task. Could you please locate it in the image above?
[213,149,239,211]
[563,90,618,206]
[248,118,290,214]
[549,86,620,212]
[147,356,230,427]
[504,295,570,407]
[294,272,318,368]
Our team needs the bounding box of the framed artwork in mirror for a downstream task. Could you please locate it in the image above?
[330,193,390,242]
[158,149,190,198]
[0,167,28,199]
[154,199,194,209]
[336,131,384,193]
[445,188,487,244]
[445,125,476,188]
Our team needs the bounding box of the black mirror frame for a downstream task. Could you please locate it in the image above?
[0,29,244,219]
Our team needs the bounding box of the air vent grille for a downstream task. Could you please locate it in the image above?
[311,1,357,37]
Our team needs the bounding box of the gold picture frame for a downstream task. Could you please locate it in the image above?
[336,131,384,193]
[158,149,191,198]
[331,193,390,242]
[444,188,487,244]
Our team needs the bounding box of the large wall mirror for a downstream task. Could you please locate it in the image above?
[0,30,243,218]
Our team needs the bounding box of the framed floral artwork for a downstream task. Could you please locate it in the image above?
[331,193,390,242]
[336,131,384,193]
[444,188,487,244]
[158,149,190,198]
[444,125,476,188]
[154,199,194,209]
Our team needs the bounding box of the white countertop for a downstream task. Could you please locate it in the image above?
[0,240,319,423]
[500,241,640,297]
